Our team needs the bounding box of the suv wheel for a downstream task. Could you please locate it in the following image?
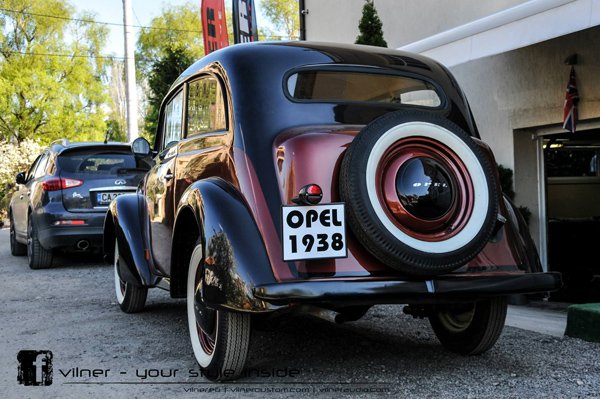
[27,216,53,269]
[114,239,147,313]
[187,242,250,381]
[9,213,26,256]
[340,110,499,276]
[429,297,507,355]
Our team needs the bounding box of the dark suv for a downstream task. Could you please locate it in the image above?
[9,140,147,269]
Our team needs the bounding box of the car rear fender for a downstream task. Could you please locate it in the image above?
[103,193,156,287]
[502,194,543,273]
[173,178,276,312]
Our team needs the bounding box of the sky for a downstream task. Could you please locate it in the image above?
[69,0,272,58]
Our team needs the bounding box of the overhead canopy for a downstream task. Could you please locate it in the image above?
[399,0,600,66]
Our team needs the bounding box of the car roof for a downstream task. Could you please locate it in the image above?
[167,41,475,132]
[175,41,446,87]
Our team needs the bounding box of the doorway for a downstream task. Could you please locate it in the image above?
[543,129,600,302]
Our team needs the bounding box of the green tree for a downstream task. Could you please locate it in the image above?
[136,3,203,79]
[136,3,203,140]
[355,0,387,47]
[0,0,109,144]
[144,47,195,138]
[262,0,299,40]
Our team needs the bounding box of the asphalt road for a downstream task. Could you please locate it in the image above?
[1,228,599,399]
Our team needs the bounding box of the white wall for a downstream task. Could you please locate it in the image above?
[304,0,528,47]
[451,26,600,167]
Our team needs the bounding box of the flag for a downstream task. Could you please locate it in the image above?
[562,66,579,133]
[232,0,259,44]
[201,0,229,55]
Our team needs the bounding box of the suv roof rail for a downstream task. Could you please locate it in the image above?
[49,138,69,147]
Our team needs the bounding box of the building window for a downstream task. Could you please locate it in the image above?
[287,70,441,108]
[544,131,600,178]
[187,77,226,136]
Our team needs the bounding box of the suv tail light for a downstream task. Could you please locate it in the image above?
[42,178,83,192]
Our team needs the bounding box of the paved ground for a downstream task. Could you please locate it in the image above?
[506,305,568,337]
[1,228,599,399]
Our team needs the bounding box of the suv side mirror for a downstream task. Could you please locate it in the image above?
[132,137,151,156]
[15,172,26,185]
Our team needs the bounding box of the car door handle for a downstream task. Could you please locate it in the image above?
[164,172,174,181]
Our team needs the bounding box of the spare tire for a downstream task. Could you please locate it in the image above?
[339,110,499,275]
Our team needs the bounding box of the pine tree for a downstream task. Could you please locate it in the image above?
[355,0,388,47]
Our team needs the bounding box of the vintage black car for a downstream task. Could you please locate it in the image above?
[9,140,147,269]
[104,42,561,380]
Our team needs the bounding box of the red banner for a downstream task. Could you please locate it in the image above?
[201,0,229,55]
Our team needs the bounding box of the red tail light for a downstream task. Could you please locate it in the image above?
[42,178,62,192]
[306,184,322,196]
[42,178,83,191]
[292,183,323,205]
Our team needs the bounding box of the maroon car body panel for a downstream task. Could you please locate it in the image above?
[273,126,526,279]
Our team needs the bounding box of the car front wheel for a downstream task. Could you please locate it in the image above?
[187,242,250,381]
[114,238,147,313]
[429,297,507,355]
[27,216,53,269]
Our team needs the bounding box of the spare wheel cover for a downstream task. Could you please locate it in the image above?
[339,110,499,275]
[366,121,488,253]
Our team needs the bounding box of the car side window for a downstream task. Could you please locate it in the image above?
[187,76,227,137]
[33,153,49,179]
[162,90,184,150]
[25,155,42,182]
[46,156,56,175]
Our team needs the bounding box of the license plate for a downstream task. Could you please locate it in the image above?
[96,192,126,205]
[281,203,347,261]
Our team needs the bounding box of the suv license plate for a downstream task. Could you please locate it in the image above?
[281,203,347,261]
[97,192,126,205]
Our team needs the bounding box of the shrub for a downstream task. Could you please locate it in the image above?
[497,164,531,225]
[0,139,43,220]
[355,0,387,47]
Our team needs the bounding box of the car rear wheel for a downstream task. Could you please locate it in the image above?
[429,297,507,355]
[340,110,499,276]
[113,239,147,313]
[187,241,250,381]
[27,217,53,269]
[10,213,26,256]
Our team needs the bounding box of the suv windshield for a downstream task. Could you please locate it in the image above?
[287,70,441,108]
[58,151,136,175]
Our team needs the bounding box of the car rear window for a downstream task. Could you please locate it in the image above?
[58,151,136,175]
[287,70,441,108]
